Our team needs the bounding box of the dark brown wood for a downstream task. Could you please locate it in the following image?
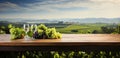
[0,34,120,51]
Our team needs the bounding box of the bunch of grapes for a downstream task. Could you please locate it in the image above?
[45,28,62,39]
[10,27,25,40]
[33,29,43,39]
[9,24,62,40]
[33,24,62,39]
[37,24,47,31]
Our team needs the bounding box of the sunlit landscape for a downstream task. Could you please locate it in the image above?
[0,0,120,58]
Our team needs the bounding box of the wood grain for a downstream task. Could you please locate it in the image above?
[0,34,120,46]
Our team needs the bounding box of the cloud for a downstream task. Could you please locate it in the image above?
[0,0,120,19]
[24,0,120,12]
[1,0,119,12]
[22,0,91,12]
[0,2,22,12]
[90,0,120,3]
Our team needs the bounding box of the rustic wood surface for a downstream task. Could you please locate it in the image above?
[0,34,120,46]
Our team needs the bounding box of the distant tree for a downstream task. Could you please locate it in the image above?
[87,30,91,34]
[101,26,116,34]
[71,30,78,32]
[117,25,120,34]
[92,30,98,34]
[101,27,108,33]
[1,26,5,30]
[1,24,14,34]
[58,21,64,24]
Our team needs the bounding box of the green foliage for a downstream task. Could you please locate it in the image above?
[68,51,75,58]
[101,26,116,34]
[0,26,6,34]
[0,29,5,34]
[54,52,60,58]
[101,24,120,34]
[56,23,120,34]
[56,24,105,34]
[0,51,120,58]
[8,24,14,29]
[1,23,120,34]
[71,29,78,32]
[0,24,15,34]
[92,30,99,34]
[1,26,5,30]
[116,25,120,34]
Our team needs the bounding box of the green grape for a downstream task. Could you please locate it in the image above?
[38,29,43,35]
[27,31,33,37]
[16,28,25,38]
[37,24,47,31]
[46,28,55,39]
[10,28,16,34]
[54,52,60,58]
[11,34,17,40]
[45,28,51,38]
[51,32,57,39]
[45,31,49,38]
[33,24,62,39]
[10,27,25,40]
[56,32,62,39]
[0,30,5,34]
[51,28,56,33]
[45,28,62,39]
[22,54,26,58]
[50,28,57,39]
[61,52,66,58]
[68,51,75,58]
[38,29,44,38]
[8,24,14,29]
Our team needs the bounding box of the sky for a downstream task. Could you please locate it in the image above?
[0,0,120,19]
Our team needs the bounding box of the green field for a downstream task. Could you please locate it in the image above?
[56,23,108,34]
[0,21,119,34]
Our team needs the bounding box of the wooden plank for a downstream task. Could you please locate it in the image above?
[0,34,120,46]
[0,45,120,51]
[0,34,120,51]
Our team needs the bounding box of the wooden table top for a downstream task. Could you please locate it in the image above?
[0,34,120,46]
